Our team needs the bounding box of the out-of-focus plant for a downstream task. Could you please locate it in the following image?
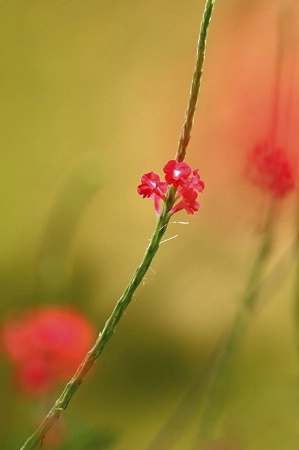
[193,7,299,448]
[146,6,299,450]
[2,306,95,395]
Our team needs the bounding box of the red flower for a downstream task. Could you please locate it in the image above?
[137,172,168,199]
[183,169,205,193]
[137,172,168,215]
[163,160,192,188]
[2,306,95,394]
[246,142,296,198]
[138,160,204,216]
[170,187,200,215]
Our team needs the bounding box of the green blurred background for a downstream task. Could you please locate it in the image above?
[1,0,299,448]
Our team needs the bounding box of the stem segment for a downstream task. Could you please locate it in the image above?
[196,216,274,444]
[19,1,216,448]
[293,201,299,368]
[20,202,173,450]
[176,0,215,162]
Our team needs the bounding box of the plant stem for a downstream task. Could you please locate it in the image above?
[19,0,216,447]
[147,212,298,450]
[176,0,215,162]
[20,200,174,450]
[293,201,299,368]
[195,216,274,445]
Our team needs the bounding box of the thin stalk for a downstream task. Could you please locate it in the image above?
[19,1,216,448]
[19,196,175,450]
[176,0,215,162]
[293,200,299,368]
[269,11,285,151]
[269,6,297,152]
[194,215,274,445]
[145,335,226,450]
[147,217,296,450]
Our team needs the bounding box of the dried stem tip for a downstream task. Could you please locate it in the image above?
[176,0,215,162]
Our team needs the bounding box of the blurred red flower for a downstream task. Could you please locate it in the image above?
[246,141,296,198]
[1,306,95,394]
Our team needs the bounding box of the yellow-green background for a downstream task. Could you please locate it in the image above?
[1,0,299,448]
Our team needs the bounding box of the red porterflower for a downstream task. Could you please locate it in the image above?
[163,160,192,188]
[246,142,296,198]
[2,306,95,394]
[170,187,200,216]
[183,169,205,193]
[137,172,168,199]
[138,160,204,216]
[137,172,168,215]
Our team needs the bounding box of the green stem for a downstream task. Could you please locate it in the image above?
[19,0,216,447]
[20,202,174,450]
[293,201,299,368]
[146,209,299,450]
[196,215,274,444]
[176,0,215,162]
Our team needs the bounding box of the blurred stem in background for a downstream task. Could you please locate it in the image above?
[146,209,276,450]
[37,159,101,304]
[293,200,299,370]
[193,7,298,443]
[19,1,215,449]
[148,5,299,449]
[193,211,275,447]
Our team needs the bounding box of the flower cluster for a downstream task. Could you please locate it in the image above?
[137,160,205,215]
[1,306,95,394]
[246,142,296,198]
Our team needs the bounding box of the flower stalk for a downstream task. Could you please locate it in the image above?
[19,1,215,448]
[176,0,215,162]
[195,214,275,445]
[293,200,299,368]
[20,200,173,450]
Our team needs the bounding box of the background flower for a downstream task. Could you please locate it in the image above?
[2,306,95,394]
[246,142,296,198]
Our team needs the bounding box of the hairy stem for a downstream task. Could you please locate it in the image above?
[176,0,215,162]
[19,1,216,448]
[20,200,173,450]
[21,214,172,448]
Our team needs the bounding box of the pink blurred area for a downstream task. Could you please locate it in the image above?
[196,0,299,209]
[2,306,95,394]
